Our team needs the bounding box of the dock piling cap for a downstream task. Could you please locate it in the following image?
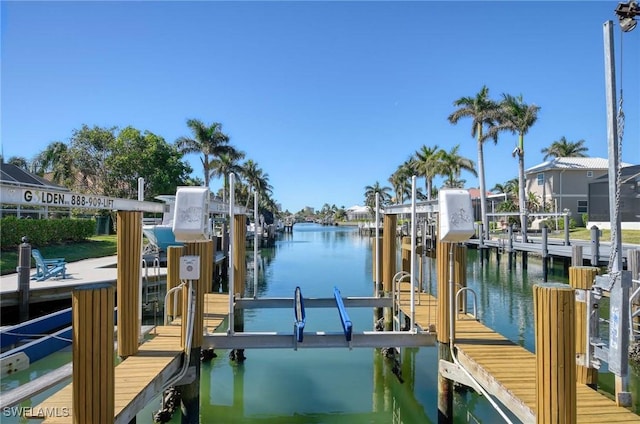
[73,282,114,291]
[533,282,573,291]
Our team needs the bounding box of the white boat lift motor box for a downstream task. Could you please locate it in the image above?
[439,189,475,242]
[172,187,210,242]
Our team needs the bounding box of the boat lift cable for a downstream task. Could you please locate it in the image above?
[448,243,514,424]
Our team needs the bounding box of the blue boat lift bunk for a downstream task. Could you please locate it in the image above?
[294,286,305,345]
[333,286,352,343]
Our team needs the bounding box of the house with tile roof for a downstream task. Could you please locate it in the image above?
[525,157,634,226]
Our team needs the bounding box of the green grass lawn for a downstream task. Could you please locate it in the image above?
[566,228,640,245]
[1,235,118,275]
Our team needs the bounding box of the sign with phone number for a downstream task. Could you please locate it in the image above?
[1,186,165,213]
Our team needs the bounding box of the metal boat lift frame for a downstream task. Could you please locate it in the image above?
[203,174,437,350]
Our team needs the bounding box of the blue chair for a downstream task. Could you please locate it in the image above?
[31,249,67,281]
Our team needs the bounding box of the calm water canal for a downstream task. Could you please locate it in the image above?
[164,223,640,423]
[4,223,640,423]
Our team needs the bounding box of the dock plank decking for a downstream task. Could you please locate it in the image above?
[27,293,229,423]
[398,284,640,423]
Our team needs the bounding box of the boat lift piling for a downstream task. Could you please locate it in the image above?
[72,283,115,424]
[117,210,143,358]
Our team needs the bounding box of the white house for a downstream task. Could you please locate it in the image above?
[346,205,371,221]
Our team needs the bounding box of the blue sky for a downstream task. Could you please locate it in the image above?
[2,1,638,213]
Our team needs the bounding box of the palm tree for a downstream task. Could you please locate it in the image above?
[491,182,508,194]
[388,160,413,204]
[488,94,541,241]
[541,136,588,160]
[439,145,477,188]
[526,191,541,212]
[175,119,239,189]
[492,178,519,195]
[34,141,74,185]
[242,159,272,209]
[448,86,501,238]
[363,181,392,211]
[211,151,246,203]
[6,156,30,171]
[413,145,443,201]
[504,178,519,196]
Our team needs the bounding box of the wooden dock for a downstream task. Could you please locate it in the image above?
[0,256,167,308]
[466,235,640,268]
[0,252,227,309]
[24,293,229,423]
[397,283,640,423]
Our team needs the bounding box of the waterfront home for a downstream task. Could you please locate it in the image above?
[525,157,635,226]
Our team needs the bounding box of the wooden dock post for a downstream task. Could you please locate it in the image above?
[590,226,600,266]
[438,342,453,423]
[564,217,570,246]
[437,227,453,424]
[436,235,466,424]
[507,224,515,270]
[230,214,247,360]
[232,214,246,301]
[72,284,114,424]
[534,283,576,424]
[17,239,31,322]
[436,241,467,342]
[569,266,598,388]
[179,240,213,424]
[401,236,411,273]
[571,245,583,267]
[166,246,184,321]
[382,214,397,332]
[116,211,142,358]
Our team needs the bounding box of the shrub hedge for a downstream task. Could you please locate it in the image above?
[0,217,96,249]
[540,217,577,231]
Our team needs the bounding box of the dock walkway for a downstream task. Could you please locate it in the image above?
[466,236,640,267]
[25,293,228,423]
[0,252,226,308]
[397,283,640,423]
